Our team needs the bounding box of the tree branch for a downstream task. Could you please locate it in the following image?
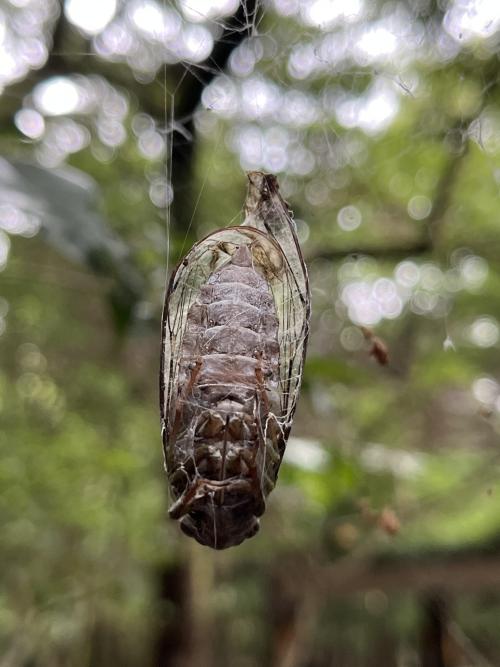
[169,0,258,235]
[309,120,471,264]
[315,538,500,595]
[309,239,431,263]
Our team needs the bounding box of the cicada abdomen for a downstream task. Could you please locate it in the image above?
[160,172,310,549]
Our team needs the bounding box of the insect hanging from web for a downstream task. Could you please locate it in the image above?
[160,171,310,549]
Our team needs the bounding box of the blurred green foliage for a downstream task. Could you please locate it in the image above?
[2,0,500,665]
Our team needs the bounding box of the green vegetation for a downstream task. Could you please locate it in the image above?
[2,0,500,664]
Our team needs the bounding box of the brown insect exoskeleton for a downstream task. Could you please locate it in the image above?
[160,172,310,549]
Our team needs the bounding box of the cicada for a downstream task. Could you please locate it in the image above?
[160,172,310,549]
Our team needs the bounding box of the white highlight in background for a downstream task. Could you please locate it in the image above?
[286,437,328,472]
[472,376,498,403]
[469,317,499,347]
[355,26,397,60]
[14,109,45,139]
[302,0,364,30]
[444,0,500,41]
[0,230,10,269]
[179,0,239,22]
[337,205,361,231]
[65,0,117,35]
[33,77,80,116]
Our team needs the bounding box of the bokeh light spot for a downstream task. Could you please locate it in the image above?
[14,108,45,139]
[469,317,499,348]
[33,77,80,116]
[337,205,361,231]
[407,195,432,220]
[65,0,117,35]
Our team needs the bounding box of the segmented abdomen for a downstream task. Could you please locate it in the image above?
[166,244,282,548]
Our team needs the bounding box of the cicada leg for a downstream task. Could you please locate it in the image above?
[168,476,205,520]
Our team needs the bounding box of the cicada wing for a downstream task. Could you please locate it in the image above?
[272,260,309,436]
[242,172,309,311]
[160,226,287,462]
[160,235,231,449]
[242,171,311,437]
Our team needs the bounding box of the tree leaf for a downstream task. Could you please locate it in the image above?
[0,158,143,331]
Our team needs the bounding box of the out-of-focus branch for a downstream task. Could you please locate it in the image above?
[267,562,317,667]
[420,594,492,666]
[309,56,500,266]
[172,0,257,121]
[309,239,431,263]
[169,0,258,236]
[315,537,500,595]
[310,127,469,264]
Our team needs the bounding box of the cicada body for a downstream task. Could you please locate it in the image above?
[160,172,310,549]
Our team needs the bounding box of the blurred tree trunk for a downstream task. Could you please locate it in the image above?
[152,543,214,667]
[372,629,397,667]
[169,0,257,240]
[89,620,141,667]
[151,560,190,666]
[419,594,493,667]
[152,5,258,663]
[267,560,316,667]
[420,595,448,667]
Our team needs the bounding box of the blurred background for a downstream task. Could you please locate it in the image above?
[2,0,500,665]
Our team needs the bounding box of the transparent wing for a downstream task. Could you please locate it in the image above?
[160,231,234,437]
[160,226,289,436]
[161,172,310,466]
[242,171,311,433]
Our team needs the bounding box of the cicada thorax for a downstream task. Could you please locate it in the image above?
[165,243,284,549]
